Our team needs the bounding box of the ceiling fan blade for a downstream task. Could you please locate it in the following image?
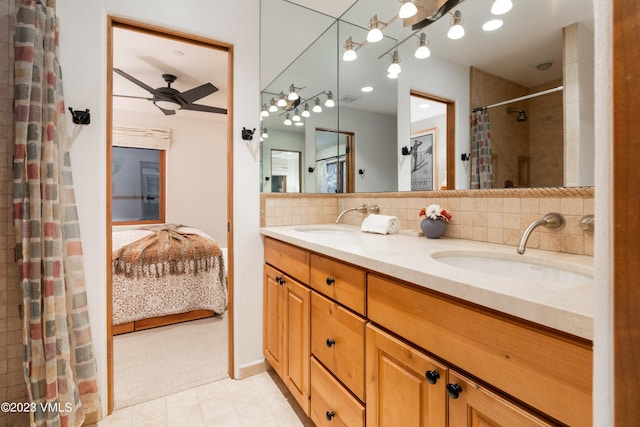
[181,103,227,115]
[178,83,218,104]
[156,105,176,116]
[113,94,153,101]
[113,68,162,97]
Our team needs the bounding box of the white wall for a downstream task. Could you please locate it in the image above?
[398,55,471,190]
[593,0,613,424]
[113,109,228,246]
[57,0,261,416]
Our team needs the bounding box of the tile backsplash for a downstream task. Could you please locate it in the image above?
[261,187,594,256]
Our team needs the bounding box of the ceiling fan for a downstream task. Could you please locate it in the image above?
[113,68,227,116]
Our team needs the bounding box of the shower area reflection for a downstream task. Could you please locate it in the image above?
[471,67,565,189]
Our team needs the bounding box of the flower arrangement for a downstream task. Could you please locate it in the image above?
[419,204,452,222]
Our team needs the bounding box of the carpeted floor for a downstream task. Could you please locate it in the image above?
[113,315,228,409]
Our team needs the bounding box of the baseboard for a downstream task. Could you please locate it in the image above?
[236,359,269,380]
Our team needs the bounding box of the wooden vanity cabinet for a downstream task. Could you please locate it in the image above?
[264,238,311,415]
[367,273,592,427]
[366,325,447,427]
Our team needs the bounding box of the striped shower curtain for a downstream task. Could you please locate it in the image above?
[470,109,494,189]
[13,1,101,426]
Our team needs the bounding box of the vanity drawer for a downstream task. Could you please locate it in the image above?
[311,291,366,401]
[310,357,365,427]
[367,273,592,427]
[264,237,310,284]
[310,253,366,315]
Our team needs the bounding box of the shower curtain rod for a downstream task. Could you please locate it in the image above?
[472,86,564,113]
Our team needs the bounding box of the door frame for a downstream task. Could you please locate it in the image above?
[106,17,235,414]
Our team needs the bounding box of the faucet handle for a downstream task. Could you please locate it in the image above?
[579,215,594,232]
[368,205,380,214]
[542,213,565,230]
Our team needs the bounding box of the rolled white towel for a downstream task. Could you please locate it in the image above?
[361,214,400,235]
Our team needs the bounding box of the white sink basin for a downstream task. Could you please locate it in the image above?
[432,250,593,285]
[293,225,355,234]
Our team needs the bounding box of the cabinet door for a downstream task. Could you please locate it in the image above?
[283,277,311,415]
[447,371,556,427]
[264,264,283,377]
[366,325,447,427]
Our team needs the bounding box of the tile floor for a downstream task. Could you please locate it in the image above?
[98,371,314,427]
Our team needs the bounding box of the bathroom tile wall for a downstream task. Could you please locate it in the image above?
[261,188,594,256]
[1,1,29,426]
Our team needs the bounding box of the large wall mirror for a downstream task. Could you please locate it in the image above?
[260,0,595,192]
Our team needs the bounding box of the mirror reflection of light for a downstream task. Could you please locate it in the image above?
[491,0,513,15]
[419,103,430,109]
[483,19,503,31]
[361,86,373,93]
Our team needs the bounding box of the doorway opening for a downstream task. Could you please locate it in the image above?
[410,90,456,189]
[106,17,234,414]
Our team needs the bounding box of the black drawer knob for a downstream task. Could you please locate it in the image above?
[326,277,336,286]
[425,370,440,385]
[326,338,336,348]
[326,411,335,421]
[274,275,285,285]
[446,383,463,399]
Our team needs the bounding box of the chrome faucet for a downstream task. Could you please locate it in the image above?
[517,213,565,254]
[335,204,380,224]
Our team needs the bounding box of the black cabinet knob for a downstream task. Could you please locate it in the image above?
[326,411,335,421]
[446,383,463,399]
[326,338,336,348]
[274,275,285,285]
[425,370,440,385]
[326,277,335,286]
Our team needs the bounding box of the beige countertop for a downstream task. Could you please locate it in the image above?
[260,224,594,340]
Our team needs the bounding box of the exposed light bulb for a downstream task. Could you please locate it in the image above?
[491,0,513,15]
[268,98,278,112]
[287,84,299,101]
[292,108,301,121]
[260,104,269,117]
[277,92,287,107]
[294,121,304,126]
[343,37,357,61]
[414,33,430,59]
[302,104,311,117]
[313,98,323,113]
[261,128,268,138]
[283,114,292,126]
[387,51,401,75]
[367,28,383,43]
[415,46,431,59]
[398,1,417,19]
[448,11,465,40]
[343,49,357,61]
[325,91,335,108]
[387,72,398,79]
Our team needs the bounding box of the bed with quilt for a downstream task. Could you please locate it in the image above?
[111,224,227,335]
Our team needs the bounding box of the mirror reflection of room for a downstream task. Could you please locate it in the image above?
[259,0,594,192]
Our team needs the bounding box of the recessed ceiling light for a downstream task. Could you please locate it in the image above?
[361,86,373,93]
[536,61,554,71]
[482,19,503,31]
[173,50,184,56]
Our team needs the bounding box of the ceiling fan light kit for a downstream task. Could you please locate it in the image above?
[113,68,227,116]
